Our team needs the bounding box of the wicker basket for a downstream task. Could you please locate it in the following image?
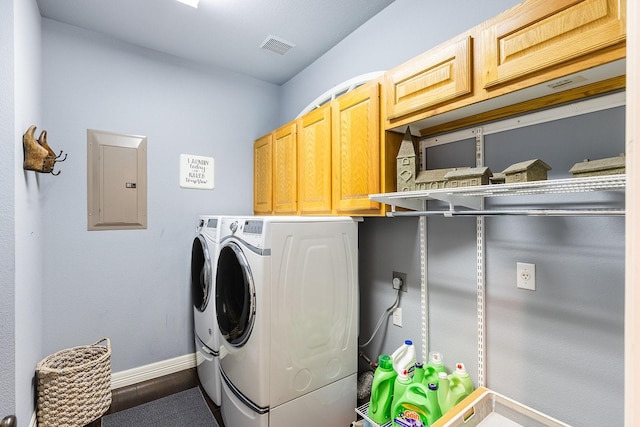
[36,338,112,427]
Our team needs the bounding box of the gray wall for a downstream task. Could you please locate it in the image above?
[39,19,279,371]
[424,108,625,426]
[1,0,45,423]
[280,0,625,425]
[0,0,16,419]
[14,1,45,424]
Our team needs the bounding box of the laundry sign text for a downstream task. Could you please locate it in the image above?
[180,154,214,189]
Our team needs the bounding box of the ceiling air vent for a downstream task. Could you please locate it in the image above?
[259,35,296,55]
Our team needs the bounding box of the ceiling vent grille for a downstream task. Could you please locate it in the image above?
[259,35,296,55]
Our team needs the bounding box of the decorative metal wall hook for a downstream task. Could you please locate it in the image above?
[22,125,67,175]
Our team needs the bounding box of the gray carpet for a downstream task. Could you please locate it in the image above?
[102,387,219,427]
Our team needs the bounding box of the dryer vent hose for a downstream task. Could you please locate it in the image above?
[357,370,374,401]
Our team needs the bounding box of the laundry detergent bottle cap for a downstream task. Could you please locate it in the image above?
[367,354,397,425]
[391,339,416,380]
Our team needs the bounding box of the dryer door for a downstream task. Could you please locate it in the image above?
[216,241,256,347]
[191,235,212,312]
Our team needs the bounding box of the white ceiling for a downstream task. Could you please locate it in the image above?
[36,0,395,85]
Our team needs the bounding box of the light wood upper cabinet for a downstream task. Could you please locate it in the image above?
[383,0,626,134]
[385,36,473,120]
[253,133,273,215]
[297,103,332,215]
[273,122,297,214]
[332,81,382,214]
[482,0,626,89]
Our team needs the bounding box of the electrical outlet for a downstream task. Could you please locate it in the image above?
[392,271,407,292]
[392,307,403,327]
[517,262,536,291]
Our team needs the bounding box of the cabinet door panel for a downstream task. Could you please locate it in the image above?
[385,36,472,120]
[332,82,381,213]
[273,123,297,214]
[253,133,273,214]
[482,0,626,88]
[298,104,332,214]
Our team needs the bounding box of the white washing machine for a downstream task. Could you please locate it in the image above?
[191,215,223,406]
[216,216,358,427]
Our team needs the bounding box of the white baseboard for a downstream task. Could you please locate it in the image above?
[110,352,197,390]
[29,353,197,426]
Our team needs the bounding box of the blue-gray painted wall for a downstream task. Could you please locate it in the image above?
[39,18,279,371]
[0,0,16,419]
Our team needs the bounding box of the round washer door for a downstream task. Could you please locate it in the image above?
[191,235,212,312]
[215,242,256,347]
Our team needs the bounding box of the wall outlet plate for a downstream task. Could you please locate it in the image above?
[393,307,403,327]
[517,262,536,291]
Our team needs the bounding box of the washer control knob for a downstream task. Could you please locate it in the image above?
[230,221,238,233]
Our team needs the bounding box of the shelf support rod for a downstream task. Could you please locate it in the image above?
[475,127,486,388]
[420,199,428,364]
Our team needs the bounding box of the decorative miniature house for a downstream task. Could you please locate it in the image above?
[416,167,467,190]
[489,172,506,184]
[396,127,417,192]
[502,159,551,183]
[444,166,492,188]
[569,153,626,177]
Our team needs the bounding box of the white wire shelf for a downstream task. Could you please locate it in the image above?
[354,402,392,427]
[370,174,625,215]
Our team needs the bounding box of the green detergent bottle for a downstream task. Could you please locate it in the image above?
[437,369,472,415]
[367,354,397,425]
[391,378,442,426]
[426,383,442,425]
[390,369,413,420]
[451,362,474,395]
[389,339,417,421]
[423,351,446,387]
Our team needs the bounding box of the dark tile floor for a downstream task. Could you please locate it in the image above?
[85,368,224,426]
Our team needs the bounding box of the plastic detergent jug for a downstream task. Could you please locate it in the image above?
[426,383,442,425]
[451,362,474,395]
[391,340,416,379]
[391,380,442,427]
[437,369,473,415]
[390,340,417,416]
[390,371,413,419]
[423,351,446,387]
[367,354,397,425]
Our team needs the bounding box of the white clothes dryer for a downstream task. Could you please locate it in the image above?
[216,216,358,427]
[191,215,223,406]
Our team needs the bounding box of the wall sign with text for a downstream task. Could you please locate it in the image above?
[180,154,214,189]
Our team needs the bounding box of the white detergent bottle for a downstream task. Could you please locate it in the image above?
[390,339,417,416]
[391,339,417,379]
